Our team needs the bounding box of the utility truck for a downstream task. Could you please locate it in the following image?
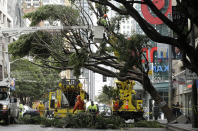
[0,85,19,124]
[112,80,144,121]
[47,79,88,118]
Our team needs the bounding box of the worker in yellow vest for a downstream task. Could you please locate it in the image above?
[19,103,24,118]
[38,101,45,117]
[87,101,98,125]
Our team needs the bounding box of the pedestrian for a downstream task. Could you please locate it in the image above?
[153,102,159,120]
[96,104,99,115]
[172,104,176,116]
[175,102,181,117]
[87,101,98,125]
[73,95,85,113]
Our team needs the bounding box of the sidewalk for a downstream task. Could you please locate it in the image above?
[166,124,198,131]
[157,119,198,131]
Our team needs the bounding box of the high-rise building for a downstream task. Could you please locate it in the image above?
[21,0,43,26]
[0,0,13,86]
[7,0,26,28]
[0,0,13,28]
[42,0,64,5]
[119,17,136,37]
[22,0,42,12]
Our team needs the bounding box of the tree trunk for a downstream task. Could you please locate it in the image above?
[142,75,176,122]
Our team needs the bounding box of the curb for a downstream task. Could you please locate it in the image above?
[165,124,198,131]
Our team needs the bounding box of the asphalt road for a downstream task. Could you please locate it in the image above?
[0,124,169,131]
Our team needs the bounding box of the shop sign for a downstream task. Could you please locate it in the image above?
[185,69,198,80]
[153,65,169,72]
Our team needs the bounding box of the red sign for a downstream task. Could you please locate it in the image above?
[142,47,168,63]
[142,47,157,63]
[141,0,172,25]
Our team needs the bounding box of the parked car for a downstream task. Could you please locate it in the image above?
[22,105,40,117]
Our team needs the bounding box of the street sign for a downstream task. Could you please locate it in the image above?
[185,69,198,80]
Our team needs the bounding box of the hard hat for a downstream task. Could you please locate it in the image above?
[77,95,81,99]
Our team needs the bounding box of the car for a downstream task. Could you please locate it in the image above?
[22,105,40,117]
[98,104,112,116]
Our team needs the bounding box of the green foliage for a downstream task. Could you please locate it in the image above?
[8,3,151,80]
[24,5,79,26]
[95,114,125,129]
[95,93,110,105]
[17,116,41,124]
[9,31,53,58]
[102,85,119,100]
[111,34,149,76]
[95,3,109,17]
[41,112,125,129]
[96,85,119,105]
[17,113,163,129]
[133,120,163,128]
[68,49,88,77]
[10,59,59,101]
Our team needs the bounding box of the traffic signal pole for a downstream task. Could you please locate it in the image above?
[191,23,198,128]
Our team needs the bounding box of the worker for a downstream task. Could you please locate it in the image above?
[125,100,129,110]
[113,97,120,110]
[19,102,24,118]
[87,101,98,125]
[73,95,85,113]
[38,101,45,117]
[88,101,98,113]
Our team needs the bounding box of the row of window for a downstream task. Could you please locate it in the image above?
[26,0,40,2]
[26,3,40,8]
[121,18,134,24]
[0,0,6,7]
[0,11,11,27]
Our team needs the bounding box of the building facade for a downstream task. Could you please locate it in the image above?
[0,0,13,87]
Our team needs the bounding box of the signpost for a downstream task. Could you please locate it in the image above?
[185,69,198,80]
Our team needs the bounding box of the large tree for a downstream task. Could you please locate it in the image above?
[10,58,60,105]
[86,0,198,73]
[8,4,176,121]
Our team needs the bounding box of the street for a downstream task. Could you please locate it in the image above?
[0,124,170,131]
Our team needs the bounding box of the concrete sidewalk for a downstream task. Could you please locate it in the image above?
[157,119,198,131]
[166,124,198,131]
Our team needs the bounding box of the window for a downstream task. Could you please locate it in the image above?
[0,92,7,100]
[27,3,31,8]
[33,3,40,7]
[0,65,2,81]
[103,75,107,82]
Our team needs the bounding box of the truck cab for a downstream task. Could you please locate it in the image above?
[0,87,19,124]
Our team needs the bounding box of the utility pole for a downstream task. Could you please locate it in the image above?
[168,44,172,108]
[191,23,198,128]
